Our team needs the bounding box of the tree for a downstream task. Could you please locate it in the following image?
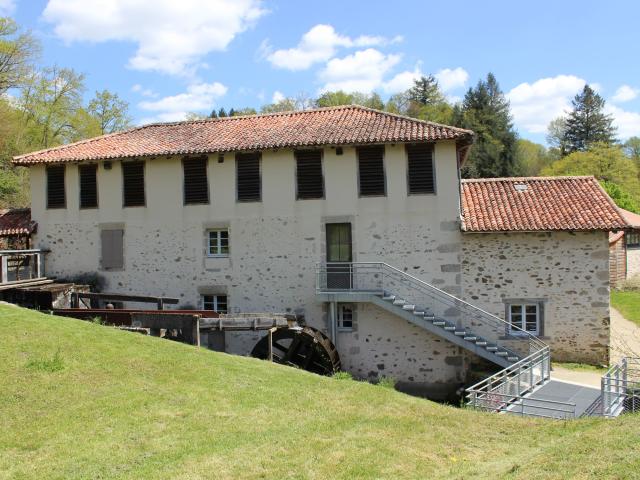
[563,84,616,153]
[407,75,445,105]
[541,143,640,200]
[601,180,640,213]
[87,90,132,135]
[624,136,640,165]
[546,117,569,157]
[453,73,519,178]
[230,107,257,116]
[0,17,40,94]
[217,108,227,117]
[17,66,85,149]
[261,98,297,113]
[315,90,355,108]
[516,139,553,176]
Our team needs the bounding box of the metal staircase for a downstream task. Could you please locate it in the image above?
[316,262,555,416]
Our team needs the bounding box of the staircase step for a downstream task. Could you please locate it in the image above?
[454,331,467,336]
[412,310,425,316]
[382,295,396,302]
[402,304,416,311]
[507,356,519,362]
[433,320,446,326]
[464,336,477,341]
[486,346,498,351]
[475,341,488,346]
[495,351,508,357]
[393,299,407,306]
[444,326,456,331]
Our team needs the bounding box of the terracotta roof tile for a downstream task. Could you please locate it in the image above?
[12,105,474,165]
[461,176,628,232]
[0,208,36,236]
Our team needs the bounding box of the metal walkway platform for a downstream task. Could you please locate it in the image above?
[507,380,601,419]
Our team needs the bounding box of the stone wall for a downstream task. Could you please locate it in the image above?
[461,231,610,365]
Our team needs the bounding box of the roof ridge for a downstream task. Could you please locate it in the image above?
[461,175,596,183]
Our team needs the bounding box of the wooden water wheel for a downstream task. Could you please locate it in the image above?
[251,326,341,375]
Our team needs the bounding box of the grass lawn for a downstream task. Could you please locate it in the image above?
[1,304,639,479]
[551,362,607,374]
[611,290,640,327]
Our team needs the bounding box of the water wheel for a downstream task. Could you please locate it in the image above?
[251,326,341,375]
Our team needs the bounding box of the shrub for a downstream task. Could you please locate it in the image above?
[26,349,65,373]
[377,376,396,389]
[332,371,353,381]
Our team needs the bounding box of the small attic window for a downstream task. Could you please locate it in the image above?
[514,183,529,192]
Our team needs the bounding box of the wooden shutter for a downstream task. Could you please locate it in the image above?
[183,156,209,204]
[295,150,324,199]
[122,161,145,207]
[101,229,124,270]
[406,144,435,194]
[79,164,98,209]
[236,153,261,202]
[357,146,386,196]
[46,165,66,209]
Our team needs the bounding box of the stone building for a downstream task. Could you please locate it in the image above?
[12,106,628,398]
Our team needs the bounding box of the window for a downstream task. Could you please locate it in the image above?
[508,303,540,335]
[79,164,98,209]
[295,149,324,199]
[337,303,354,331]
[100,229,124,270]
[203,294,228,313]
[236,152,261,202]
[207,229,229,257]
[626,232,640,248]
[183,156,209,205]
[46,165,66,209]
[357,146,386,196]
[122,161,145,207]
[406,143,435,194]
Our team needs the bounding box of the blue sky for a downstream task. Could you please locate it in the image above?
[3,0,640,143]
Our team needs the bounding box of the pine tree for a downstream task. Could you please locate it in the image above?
[218,108,227,118]
[228,108,236,117]
[209,110,218,118]
[408,75,444,105]
[563,85,616,154]
[454,73,519,178]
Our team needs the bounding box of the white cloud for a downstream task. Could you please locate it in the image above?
[272,90,285,103]
[435,67,469,92]
[606,105,640,139]
[507,75,586,134]
[0,0,15,15]
[42,0,266,76]
[319,48,401,93]
[612,85,639,103]
[138,82,227,122]
[131,84,157,98]
[266,24,400,71]
[382,67,422,94]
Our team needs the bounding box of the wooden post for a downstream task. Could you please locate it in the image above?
[0,254,7,284]
[267,327,277,362]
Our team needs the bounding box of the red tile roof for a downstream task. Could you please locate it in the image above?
[618,207,640,229]
[461,176,628,232]
[13,105,474,165]
[0,208,36,236]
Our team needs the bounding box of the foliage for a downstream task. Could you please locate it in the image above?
[624,136,640,166]
[87,89,132,134]
[315,90,384,110]
[26,348,64,372]
[541,143,640,200]
[516,139,555,176]
[546,116,569,157]
[0,17,40,94]
[407,75,445,106]
[454,73,519,178]
[600,180,640,213]
[332,370,354,380]
[563,85,617,154]
[377,376,396,389]
[2,304,640,479]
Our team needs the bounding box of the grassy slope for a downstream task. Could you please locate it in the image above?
[1,305,639,480]
[611,290,640,327]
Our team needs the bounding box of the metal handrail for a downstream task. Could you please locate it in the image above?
[601,357,640,417]
[316,261,552,416]
[0,249,47,284]
[316,262,547,352]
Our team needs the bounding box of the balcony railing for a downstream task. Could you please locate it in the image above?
[0,249,47,285]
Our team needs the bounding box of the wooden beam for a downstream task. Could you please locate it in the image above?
[71,292,179,305]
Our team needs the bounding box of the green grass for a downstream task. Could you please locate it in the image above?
[611,290,640,327]
[552,362,607,374]
[1,304,639,479]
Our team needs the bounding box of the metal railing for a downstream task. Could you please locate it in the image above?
[0,249,47,285]
[315,261,554,416]
[601,357,640,417]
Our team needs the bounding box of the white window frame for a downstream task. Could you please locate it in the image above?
[337,303,354,331]
[207,229,229,257]
[507,303,540,336]
[202,294,228,313]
